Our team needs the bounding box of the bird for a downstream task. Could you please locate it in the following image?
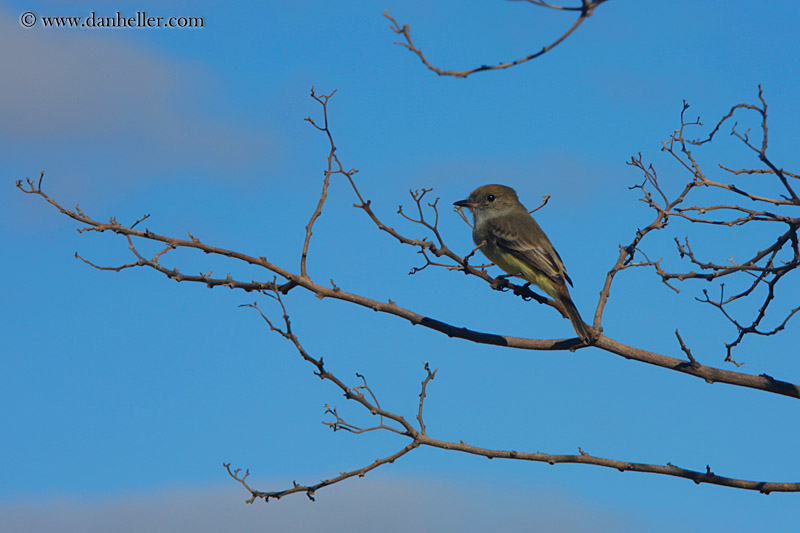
[454,184,592,342]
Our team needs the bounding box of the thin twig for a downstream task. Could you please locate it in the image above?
[384,1,609,78]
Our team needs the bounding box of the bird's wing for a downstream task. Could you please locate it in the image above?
[486,214,573,287]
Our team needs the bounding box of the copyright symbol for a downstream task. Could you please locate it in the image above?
[20,11,36,28]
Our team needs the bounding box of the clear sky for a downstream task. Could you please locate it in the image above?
[3,1,800,531]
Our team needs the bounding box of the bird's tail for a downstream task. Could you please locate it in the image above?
[558,292,594,343]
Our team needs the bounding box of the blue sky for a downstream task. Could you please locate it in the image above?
[3,1,800,531]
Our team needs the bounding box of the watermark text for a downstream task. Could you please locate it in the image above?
[20,11,204,29]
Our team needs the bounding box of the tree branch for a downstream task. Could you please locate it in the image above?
[17,87,800,499]
[384,1,609,78]
[226,292,800,501]
[15,88,800,399]
[609,88,799,361]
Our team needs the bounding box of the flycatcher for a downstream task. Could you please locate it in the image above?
[454,184,592,342]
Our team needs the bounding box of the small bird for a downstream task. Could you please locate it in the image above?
[454,184,592,342]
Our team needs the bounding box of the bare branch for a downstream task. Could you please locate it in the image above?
[301,87,353,278]
[224,442,418,503]
[130,213,150,229]
[454,205,473,228]
[675,329,698,367]
[416,362,437,435]
[384,1,609,79]
[512,0,587,11]
[529,194,551,214]
[241,294,417,437]
[604,89,800,361]
[15,90,800,399]
[231,299,800,498]
[17,86,800,498]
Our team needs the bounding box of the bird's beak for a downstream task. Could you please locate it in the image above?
[453,198,476,208]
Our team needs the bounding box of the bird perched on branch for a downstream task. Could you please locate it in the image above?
[454,184,592,342]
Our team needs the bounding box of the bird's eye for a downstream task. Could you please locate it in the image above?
[487,194,495,202]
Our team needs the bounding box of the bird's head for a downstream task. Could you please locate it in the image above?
[454,184,522,221]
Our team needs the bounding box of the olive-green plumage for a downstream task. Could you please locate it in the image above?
[454,184,591,342]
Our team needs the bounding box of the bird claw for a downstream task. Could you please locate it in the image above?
[490,276,511,291]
